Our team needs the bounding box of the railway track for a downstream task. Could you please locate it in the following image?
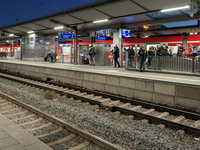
[0,70,200,137]
[0,92,122,150]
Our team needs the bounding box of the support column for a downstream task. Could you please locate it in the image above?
[10,43,12,57]
[20,38,22,60]
[73,27,78,65]
[113,28,123,66]
[91,37,96,45]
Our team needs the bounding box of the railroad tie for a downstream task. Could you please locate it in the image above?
[172,116,185,123]
[193,120,200,128]
[100,98,110,102]
[35,127,63,139]
[11,114,35,121]
[130,105,142,111]
[26,122,52,132]
[18,117,43,126]
[0,104,16,109]
[6,110,28,117]
[109,100,120,105]
[120,103,131,108]
[68,141,90,150]
[47,134,75,146]
[143,109,155,115]
[0,107,21,114]
[156,112,169,118]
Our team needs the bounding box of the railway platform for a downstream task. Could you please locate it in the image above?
[0,114,52,150]
[0,60,199,112]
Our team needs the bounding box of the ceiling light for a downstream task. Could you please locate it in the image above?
[54,26,63,30]
[93,19,108,23]
[9,34,14,36]
[190,32,194,35]
[195,32,198,35]
[27,31,34,34]
[161,5,190,12]
[145,35,149,38]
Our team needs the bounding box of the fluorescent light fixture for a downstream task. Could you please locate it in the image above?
[195,32,198,35]
[161,5,190,12]
[27,31,34,34]
[9,34,14,36]
[54,26,63,30]
[190,33,194,35]
[93,19,108,23]
[6,40,9,42]
[145,35,149,38]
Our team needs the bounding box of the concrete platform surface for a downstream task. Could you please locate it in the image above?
[0,114,52,150]
[0,59,199,86]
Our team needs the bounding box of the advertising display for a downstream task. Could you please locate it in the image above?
[61,33,74,39]
[146,43,160,51]
[62,45,71,56]
[122,29,131,38]
[168,46,178,55]
[97,35,107,40]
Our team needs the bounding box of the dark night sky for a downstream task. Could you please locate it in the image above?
[0,0,101,28]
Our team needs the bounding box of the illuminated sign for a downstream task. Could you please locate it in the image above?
[61,33,74,39]
[97,35,107,40]
[122,29,131,38]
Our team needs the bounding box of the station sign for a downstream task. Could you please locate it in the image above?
[61,33,74,39]
[97,35,107,40]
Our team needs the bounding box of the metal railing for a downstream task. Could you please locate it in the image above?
[125,55,200,73]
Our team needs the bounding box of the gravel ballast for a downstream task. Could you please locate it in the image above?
[0,78,200,149]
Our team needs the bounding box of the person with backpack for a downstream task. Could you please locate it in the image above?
[127,45,135,68]
[113,45,120,68]
[89,46,96,66]
[138,45,148,72]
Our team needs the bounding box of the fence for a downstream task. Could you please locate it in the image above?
[125,55,200,73]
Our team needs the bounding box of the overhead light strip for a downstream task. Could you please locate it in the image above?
[93,19,108,23]
[27,31,34,34]
[161,5,190,12]
[54,26,63,30]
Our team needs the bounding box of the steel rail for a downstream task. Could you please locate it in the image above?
[1,70,200,121]
[1,70,200,136]
[0,91,122,150]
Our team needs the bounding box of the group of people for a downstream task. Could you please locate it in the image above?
[124,43,200,72]
[44,49,57,63]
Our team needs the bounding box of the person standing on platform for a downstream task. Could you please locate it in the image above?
[113,45,120,68]
[185,44,196,57]
[147,46,154,67]
[89,46,96,66]
[157,44,167,56]
[127,45,135,68]
[138,45,148,72]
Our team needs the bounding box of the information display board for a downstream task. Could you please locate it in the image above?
[61,33,74,39]
[97,35,107,40]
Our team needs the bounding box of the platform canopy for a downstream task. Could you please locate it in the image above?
[0,0,199,37]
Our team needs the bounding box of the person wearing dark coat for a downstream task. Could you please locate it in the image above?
[157,44,167,56]
[147,46,155,66]
[44,52,50,61]
[127,45,135,68]
[113,45,120,68]
[177,47,184,57]
[89,46,96,66]
[50,50,57,63]
[138,45,148,72]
